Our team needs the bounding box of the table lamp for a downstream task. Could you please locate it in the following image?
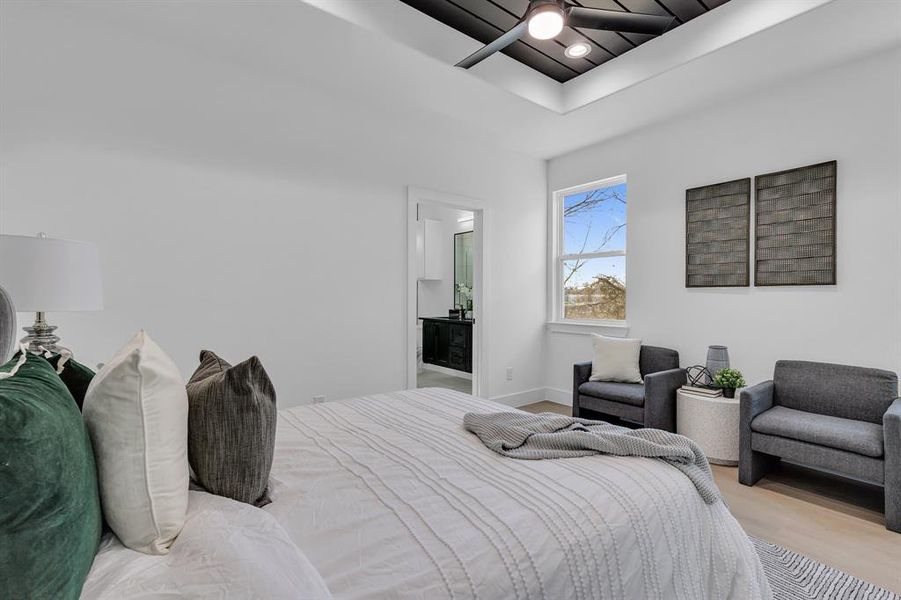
[0,233,103,353]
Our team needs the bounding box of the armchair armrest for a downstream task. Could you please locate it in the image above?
[885,397,901,432]
[574,361,592,386]
[739,380,777,486]
[739,380,774,450]
[572,362,592,417]
[643,367,685,432]
[885,398,901,532]
[740,380,775,425]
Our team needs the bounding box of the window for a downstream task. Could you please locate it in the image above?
[551,176,627,323]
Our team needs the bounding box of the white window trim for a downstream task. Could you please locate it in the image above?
[548,174,628,334]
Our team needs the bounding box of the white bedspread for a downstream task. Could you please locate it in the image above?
[266,388,771,600]
[83,491,332,599]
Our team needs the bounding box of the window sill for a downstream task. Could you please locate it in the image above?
[546,320,630,336]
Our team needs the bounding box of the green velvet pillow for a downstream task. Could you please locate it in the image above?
[0,353,102,599]
[51,355,95,411]
[13,351,95,411]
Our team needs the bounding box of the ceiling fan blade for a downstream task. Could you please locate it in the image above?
[565,7,675,35]
[455,20,528,69]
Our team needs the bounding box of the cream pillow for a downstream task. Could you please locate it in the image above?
[589,335,643,383]
[83,330,189,555]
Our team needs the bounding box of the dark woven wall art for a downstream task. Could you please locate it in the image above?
[755,161,836,286]
[685,178,751,287]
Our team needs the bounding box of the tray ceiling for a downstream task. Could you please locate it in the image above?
[399,0,731,82]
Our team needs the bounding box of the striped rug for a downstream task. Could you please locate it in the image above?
[753,537,899,600]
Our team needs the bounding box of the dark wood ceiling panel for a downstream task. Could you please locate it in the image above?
[660,0,707,22]
[487,0,531,16]
[400,0,578,80]
[451,0,599,75]
[616,0,677,20]
[398,0,731,82]
[575,0,634,10]
[612,0,676,43]
[571,27,634,57]
[556,0,658,46]
[555,28,617,64]
[567,1,642,52]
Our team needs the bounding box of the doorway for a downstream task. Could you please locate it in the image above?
[406,187,487,398]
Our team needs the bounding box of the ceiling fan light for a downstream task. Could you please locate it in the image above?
[527,5,564,40]
[564,41,591,59]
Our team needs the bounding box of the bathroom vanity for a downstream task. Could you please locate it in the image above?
[421,316,472,373]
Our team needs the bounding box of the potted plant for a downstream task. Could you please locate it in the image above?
[713,368,746,398]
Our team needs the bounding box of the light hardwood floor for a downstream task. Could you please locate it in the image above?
[521,401,901,593]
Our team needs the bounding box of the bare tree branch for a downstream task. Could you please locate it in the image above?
[562,220,592,287]
[562,186,626,286]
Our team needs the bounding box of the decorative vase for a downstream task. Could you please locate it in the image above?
[723,387,736,399]
[706,345,730,377]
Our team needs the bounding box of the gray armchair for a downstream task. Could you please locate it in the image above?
[739,360,901,533]
[573,345,685,432]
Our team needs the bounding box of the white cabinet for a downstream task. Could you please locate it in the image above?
[417,218,442,280]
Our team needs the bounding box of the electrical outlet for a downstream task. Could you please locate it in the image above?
[506,367,513,381]
[313,395,326,404]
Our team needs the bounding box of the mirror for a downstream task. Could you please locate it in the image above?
[454,231,473,311]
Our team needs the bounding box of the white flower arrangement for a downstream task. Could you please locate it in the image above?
[456,283,473,309]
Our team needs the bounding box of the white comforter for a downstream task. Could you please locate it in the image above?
[83,491,331,599]
[266,388,771,600]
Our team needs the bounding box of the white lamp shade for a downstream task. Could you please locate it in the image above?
[0,234,103,312]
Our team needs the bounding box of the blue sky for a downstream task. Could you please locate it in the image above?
[563,182,627,287]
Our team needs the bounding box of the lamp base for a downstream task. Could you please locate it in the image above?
[21,312,62,354]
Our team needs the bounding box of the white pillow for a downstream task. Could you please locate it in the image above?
[83,330,189,555]
[81,491,333,600]
[589,334,643,383]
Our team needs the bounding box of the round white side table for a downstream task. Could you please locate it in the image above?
[676,389,740,466]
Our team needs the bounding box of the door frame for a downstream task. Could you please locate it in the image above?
[406,186,489,397]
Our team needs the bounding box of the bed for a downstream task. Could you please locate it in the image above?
[85,388,771,599]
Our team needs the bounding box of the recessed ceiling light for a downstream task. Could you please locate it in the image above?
[527,4,564,40]
[564,41,592,59]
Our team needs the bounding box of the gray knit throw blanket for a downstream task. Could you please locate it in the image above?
[463,412,720,504]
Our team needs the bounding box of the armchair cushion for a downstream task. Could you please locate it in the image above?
[639,346,680,378]
[773,360,898,424]
[751,406,883,458]
[578,381,645,407]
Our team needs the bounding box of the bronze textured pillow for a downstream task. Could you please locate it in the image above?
[186,350,276,507]
[0,352,102,599]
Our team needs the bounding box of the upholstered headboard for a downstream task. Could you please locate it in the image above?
[0,285,15,362]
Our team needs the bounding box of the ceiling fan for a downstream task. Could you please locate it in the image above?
[455,0,676,69]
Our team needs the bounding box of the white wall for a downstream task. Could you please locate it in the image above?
[546,47,901,396]
[4,2,897,410]
[0,5,548,407]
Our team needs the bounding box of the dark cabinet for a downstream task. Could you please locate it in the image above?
[421,317,472,373]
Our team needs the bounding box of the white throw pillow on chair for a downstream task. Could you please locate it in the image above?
[83,330,189,555]
[589,334,643,383]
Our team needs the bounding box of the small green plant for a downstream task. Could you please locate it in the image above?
[713,368,746,389]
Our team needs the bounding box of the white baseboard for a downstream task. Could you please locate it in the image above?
[543,387,571,406]
[489,387,549,408]
[488,387,572,408]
